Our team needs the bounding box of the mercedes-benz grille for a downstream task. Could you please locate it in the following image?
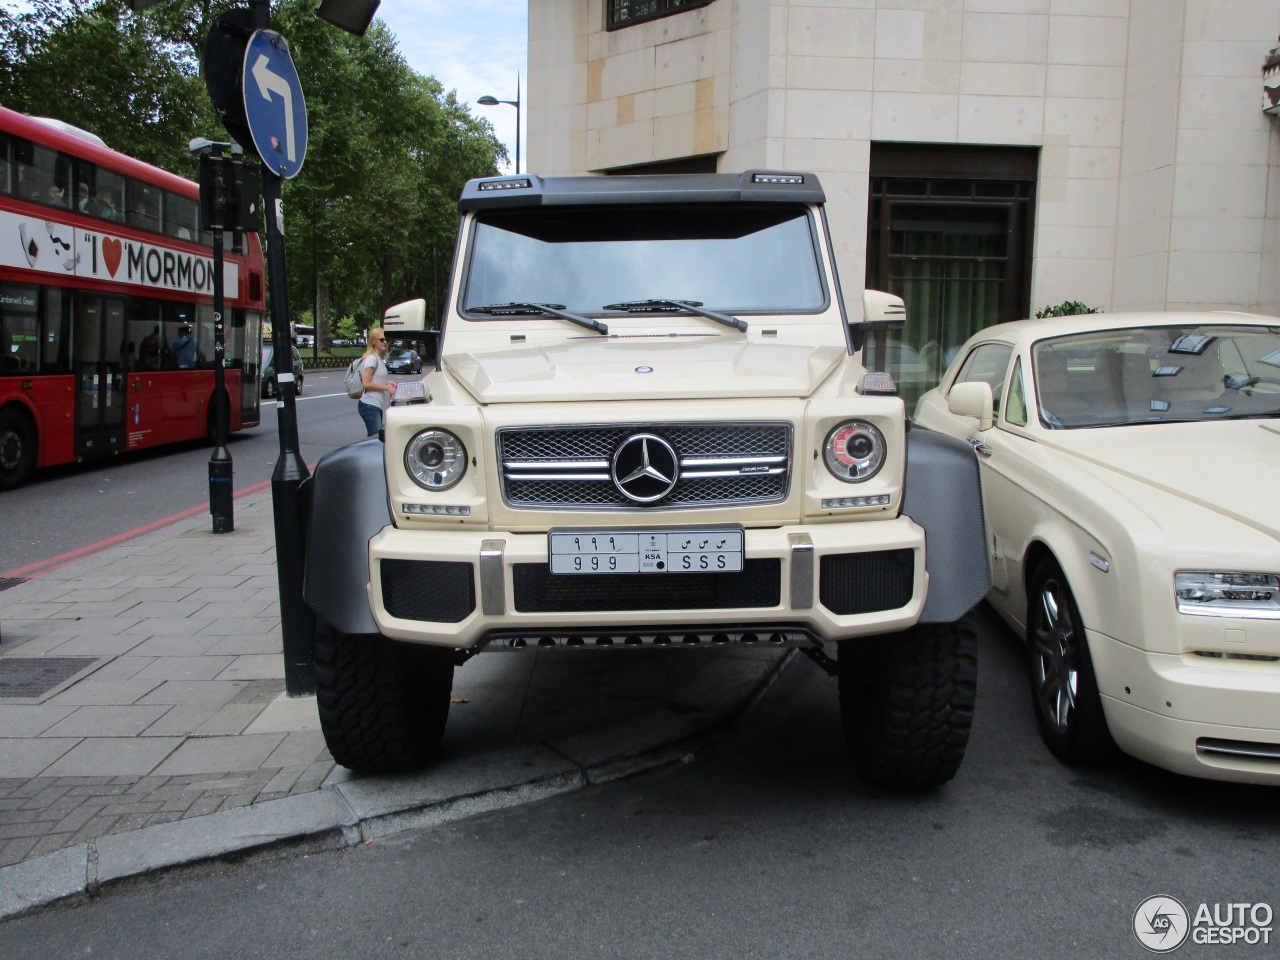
[498,423,792,510]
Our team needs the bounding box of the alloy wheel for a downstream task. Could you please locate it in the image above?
[1031,577,1078,734]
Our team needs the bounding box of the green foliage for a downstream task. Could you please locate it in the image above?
[1034,300,1103,318]
[0,0,214,174]
[334,315,361,340]
[0,0,504,324]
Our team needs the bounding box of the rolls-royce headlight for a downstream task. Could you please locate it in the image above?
[405,429,467,491]
[1175,572,1280,618]
[823,420,886,483]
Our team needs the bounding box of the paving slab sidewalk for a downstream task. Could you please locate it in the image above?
[0,495,789,919]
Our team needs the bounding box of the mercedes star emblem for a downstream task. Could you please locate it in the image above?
[611,433,679,503]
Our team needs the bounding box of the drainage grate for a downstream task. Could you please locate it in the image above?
[0,577,28,592]
[0,657,100,699]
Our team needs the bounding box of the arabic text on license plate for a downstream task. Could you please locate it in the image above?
[548,529,744,574]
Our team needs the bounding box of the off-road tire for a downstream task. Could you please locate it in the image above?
[0,406,37,490]
[837,614,978,789]
[314,619,454,773]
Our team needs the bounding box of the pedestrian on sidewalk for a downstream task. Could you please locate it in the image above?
[358,328,396,437]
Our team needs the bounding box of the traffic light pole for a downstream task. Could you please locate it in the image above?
[206,145,234,534]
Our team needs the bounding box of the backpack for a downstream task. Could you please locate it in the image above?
[344,358,365,399]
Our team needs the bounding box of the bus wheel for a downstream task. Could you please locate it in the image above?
[0,407,36,490]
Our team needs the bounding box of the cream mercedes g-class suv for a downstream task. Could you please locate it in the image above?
[305,171,989,789]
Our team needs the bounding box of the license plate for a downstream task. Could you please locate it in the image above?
[549,528,744,575]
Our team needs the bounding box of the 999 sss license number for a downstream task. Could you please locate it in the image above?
[548,528,745,575]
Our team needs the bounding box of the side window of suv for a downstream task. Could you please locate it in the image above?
[952,342,1014,415]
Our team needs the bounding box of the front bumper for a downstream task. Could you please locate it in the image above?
[1092,630,1280,784]
[368,516,928,650]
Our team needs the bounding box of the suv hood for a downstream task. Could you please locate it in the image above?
[443,339,846,403]
[1040,420,1280,540]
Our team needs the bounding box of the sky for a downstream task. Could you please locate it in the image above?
[373,0,528,174]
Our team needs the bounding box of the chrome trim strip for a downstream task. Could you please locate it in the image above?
[680,468,787,479]
[503,473,612,481]
[680,455,788,466]
[505,460,611,470]
[1197,739,1280,761]
[479,540,506,616]
[1177,604,1280,621]
[789,533,814,610]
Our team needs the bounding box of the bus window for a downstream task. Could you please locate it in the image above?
[130,299,163,371]
[165,191,199,241]
[0,133,12,195]
[127,179,162,233]
[166,303,198,369]
[196,304,217,369]
[13,140,69,207]
[1,283,42,374]
[42,286,71,374]
[93,166,125,222]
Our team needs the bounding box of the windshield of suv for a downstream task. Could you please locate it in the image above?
[461,203,826,317]
[1034,324,1280,428]
[387,347,414,360]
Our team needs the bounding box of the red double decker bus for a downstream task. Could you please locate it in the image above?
[0,106,264,489]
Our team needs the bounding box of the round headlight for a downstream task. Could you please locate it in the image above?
[405,429,467,491]
[823,420,886,483]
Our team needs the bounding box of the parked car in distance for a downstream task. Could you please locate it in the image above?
[914,311,1280,784]
[261,344,305,398]
[385,345,423,374]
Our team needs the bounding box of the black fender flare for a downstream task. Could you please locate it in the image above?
[900,427,991,623]
[303,439,391,635]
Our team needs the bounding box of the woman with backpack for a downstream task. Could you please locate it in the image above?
[355,328,396,436]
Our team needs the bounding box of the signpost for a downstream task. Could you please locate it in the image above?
[242,30,309,180]
[147,0,380,697]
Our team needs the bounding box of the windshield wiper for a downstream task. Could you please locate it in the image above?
[467,302,608,335]
[604,299,748,332]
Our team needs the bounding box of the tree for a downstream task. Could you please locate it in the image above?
[1034,300,1102,318]
[1,0,506,327]
[0,0,214,174]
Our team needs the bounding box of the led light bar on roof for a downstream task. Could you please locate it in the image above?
[477,178,533,191]
[752,173,805,184]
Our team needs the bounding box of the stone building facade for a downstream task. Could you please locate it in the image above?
[527,0,1280,389]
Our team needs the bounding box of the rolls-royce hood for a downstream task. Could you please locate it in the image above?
[442,339,847,403]
[1040,420,1280,540]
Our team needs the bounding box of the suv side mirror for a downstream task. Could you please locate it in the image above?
[383,298,427,333]
[948,381,994,431]
[862,290,906,325]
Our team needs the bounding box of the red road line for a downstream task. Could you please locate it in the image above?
[1,478,276,581]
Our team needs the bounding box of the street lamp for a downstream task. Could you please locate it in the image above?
[478,74,521,174]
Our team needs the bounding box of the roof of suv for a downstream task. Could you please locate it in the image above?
[457,170,825,211]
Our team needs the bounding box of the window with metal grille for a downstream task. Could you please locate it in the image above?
[865,143,1038,412]
[608,0,715,31]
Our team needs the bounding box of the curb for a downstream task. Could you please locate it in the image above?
[0,648,796,921]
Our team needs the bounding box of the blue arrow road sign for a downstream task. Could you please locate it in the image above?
[242,29,308,179]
